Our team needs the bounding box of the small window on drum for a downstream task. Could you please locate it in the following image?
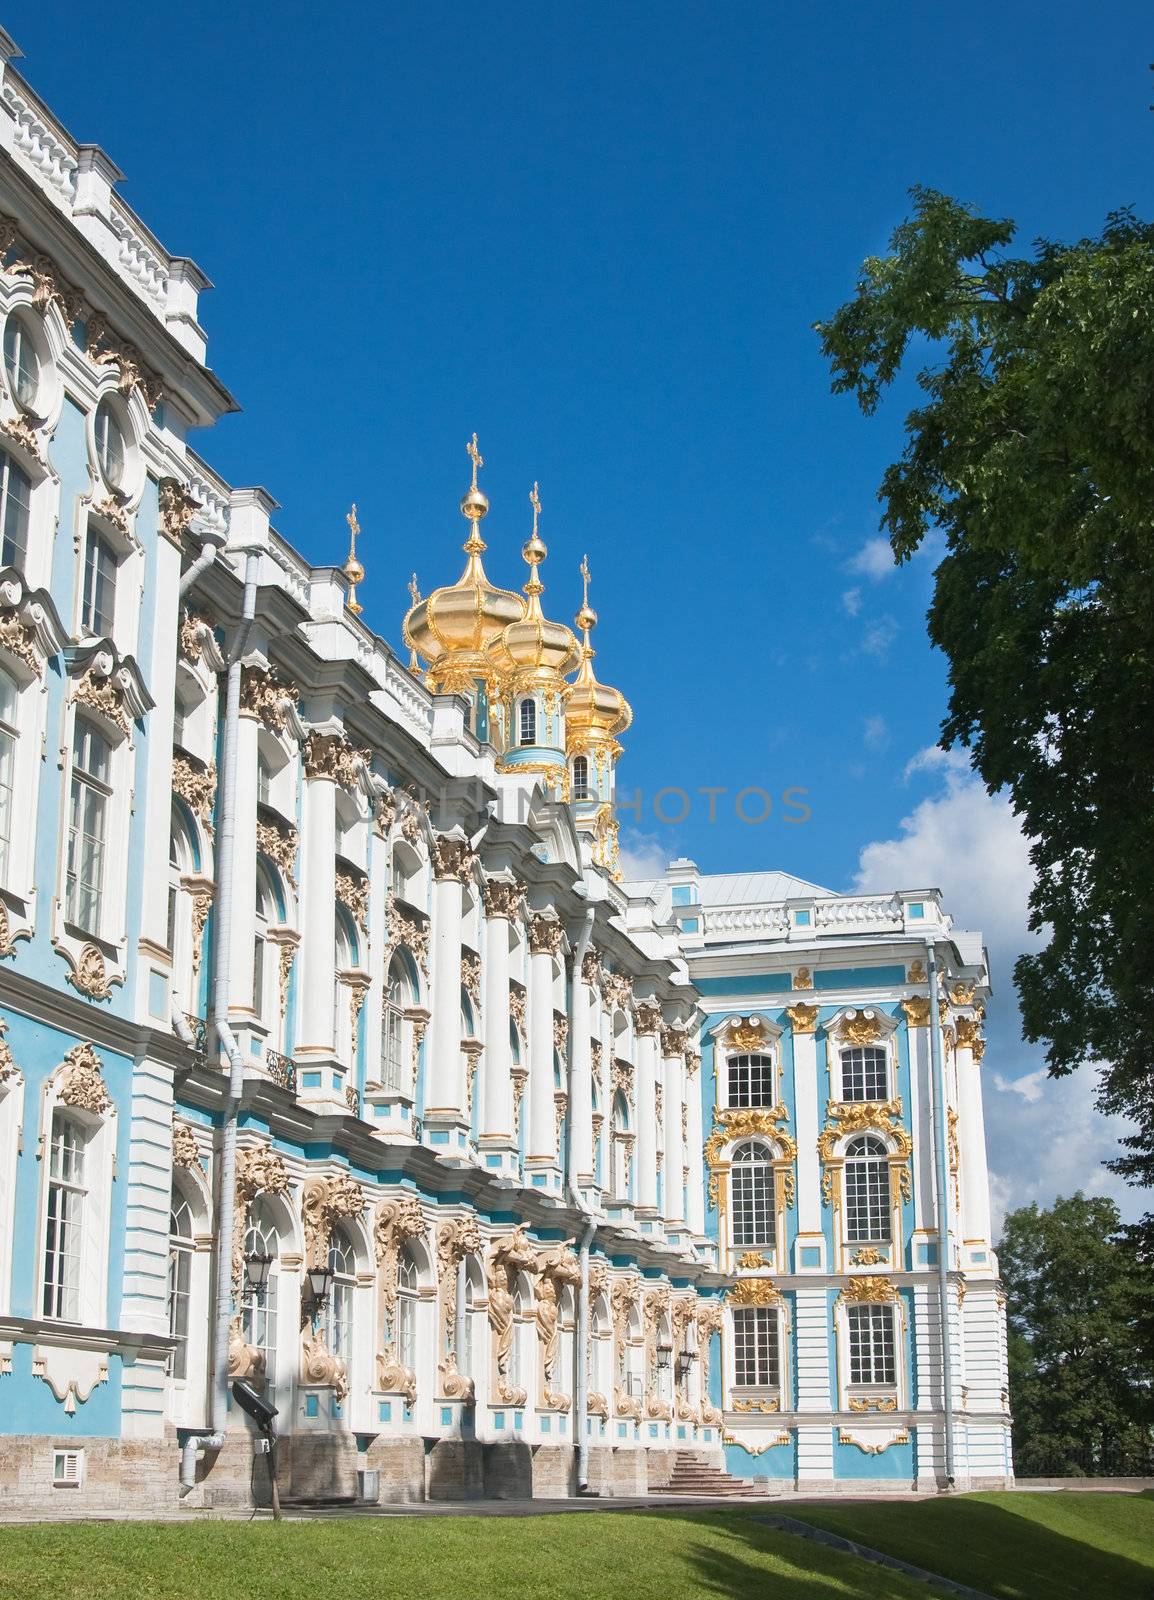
[572,754,592,800]
[94,401,126,493]
[519,698,536,746]
[3,314,41,413]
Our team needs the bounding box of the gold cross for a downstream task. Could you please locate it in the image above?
[408,572,421,606]
[529,481,541,535]
[580,553,591,607]
[345,502,360,558]
[466,432,483,488]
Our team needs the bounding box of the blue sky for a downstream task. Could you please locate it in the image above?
[21,1,1152,1219]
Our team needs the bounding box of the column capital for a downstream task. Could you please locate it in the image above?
[528,911,565,957]
[634,1000,662,1037]
[483,876,525,920]
[432,831,475,884]
[303,727,365,788]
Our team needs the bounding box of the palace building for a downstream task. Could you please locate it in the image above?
[0,33,1010,1513]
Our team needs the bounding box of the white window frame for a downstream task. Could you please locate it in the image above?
[0,448,32,571]
[834,1289,907,1410]
[730,1139,775,1250]
[726,1051,776,1110]
[0,1051,23,1315]
[731,1303,783,1393]
[843,1134,893,1245]
[518,697,536,746]
[80,524,118,640]
[65,715,114,937]
[839,1044,890,1104]
[3,312,42,414]
[37,1079,116,1329]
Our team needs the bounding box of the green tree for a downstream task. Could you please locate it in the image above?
[816,190,1154,1218]
[998,1195,1153,1474]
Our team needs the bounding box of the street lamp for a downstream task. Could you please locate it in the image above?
[676,1349,698,1383]
[305,1262,333,1311]
[655,1341,674,1371]
[244,1250,273,1294]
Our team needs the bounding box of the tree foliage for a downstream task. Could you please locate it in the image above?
[998,1195,1153,1473]
[817,190,1154,1210]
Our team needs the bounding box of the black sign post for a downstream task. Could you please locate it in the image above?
[232,1379,282,1519]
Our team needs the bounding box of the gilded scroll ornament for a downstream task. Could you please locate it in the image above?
[900,996,931,1027]
[727,1278,783,1308]
[508,984,527,1038]
[64,943,120,1002]
[839,1428,909,1453]
[784,1002,819,1033]
[172,1120,202,1170]
[231,1143,290,1289]
[726,1017,772,1052]
[157,478,199,548]
[0,607,39,671]
[836,1009,884,1047]
[460,952,482,1010]
[71,669,130,734]
[837,1275,898,1305]
[56,1042,112,1115]
[172,753,216,829]
[301,1173,364,1271]
[335,866,369,933]
[848,1394,899,1413]
[256,814,299,882]
[818,1100,912,1205]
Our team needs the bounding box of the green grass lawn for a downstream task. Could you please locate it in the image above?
[0,1509,932,1600]
[0,1494,1149,1600]
[792,1490,1154,1600]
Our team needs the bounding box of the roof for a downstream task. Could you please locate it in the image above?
[696,870,833,904]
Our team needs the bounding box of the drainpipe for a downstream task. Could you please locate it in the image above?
[566,905,598,1492]
[927,943,957,1488]
[179,523,226,598]
[204,549,262,1453]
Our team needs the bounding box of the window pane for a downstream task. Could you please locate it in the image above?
[4,317,40,409]
[847,1303,897,1386]
[845,1146,891,1242]
[731,1144,773,1247]
[733,1306,780,1387]
[0,450,31,569]
[728,1053,775,1108]
[840,1047,888,1102]
[82,531,117,638]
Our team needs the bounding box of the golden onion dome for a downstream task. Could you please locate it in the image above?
[487,484,580,691]
[564,556,632,744]
[401,434,526,692]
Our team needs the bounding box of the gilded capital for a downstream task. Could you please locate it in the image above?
[528,913,565,957]
[900,996,931,1028]
[785,1002,819,1034]
[431,833,475,884]
[483,877,524,920]
[633,1001,662,1037]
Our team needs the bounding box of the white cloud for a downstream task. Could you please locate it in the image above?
[854,746,1140,1228]
[842,588,862,617]
[862,714,890,752]
[861,615,899,660]
[848,536,896,581]
[617,828,669,883]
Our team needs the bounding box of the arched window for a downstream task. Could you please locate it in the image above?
[727,1053,775,1109]
[733,1304,780,1390]
[334,907,359,1068]
[3,314,41,412]
[253,862,279,1034]
[66,717,112,934]
[94,400,126,491]
[382,954,412,1092]
[461,1255,484,1377]
[510,1275,531,1391]
[572,753,591,801]
[844,1134,891,1242]
[840,1046,888,1103]
[0,448,32,569]
[168,806,200,1009]
[167,1191,195,1380]
[257,752,272,808]
[730,1139,773,1248]
[611,1089,631,1199]
[324,1227,357,1379]
[592,1295,612,1401]
[0,665,18,886]
[519,698,536,746]
[241,1204,279,1390]
[43,1112,86,1321]
[396,1248,418,1372]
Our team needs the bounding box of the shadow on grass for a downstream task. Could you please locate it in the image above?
[669,1511,926,1600]
[747,1494,1154,1600]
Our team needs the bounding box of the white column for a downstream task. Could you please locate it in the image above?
[684,1050,705,1237]
[956,1036,991,1246]
[425,833,469,1119]
[526,912,563,1175]
[661,1028,685,1227]
[481,878,520,1160]
[906,1014,936,1233]
[789,1017,823,1261]
[362,815,390,1086]
[568,950,596,1189]
[297,741,337,1054]
[634,1002,661,1219]
[228,709,261,1010]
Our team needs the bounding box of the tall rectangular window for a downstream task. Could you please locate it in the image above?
[840,1047,888,1102]
[81,528,117,638]
[0,449,31,569]
[66,718,111,933]
[847,1303,897,1386]
[0,666,17,886]
[732,1305,780,1388]
[167,1195,193,1381]
[43,1114,86,1321]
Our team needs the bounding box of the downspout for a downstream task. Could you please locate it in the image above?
[179,524,226,598]
[927,943,957,1488]
[566,905,598,1492]
[193,550,261,1475]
